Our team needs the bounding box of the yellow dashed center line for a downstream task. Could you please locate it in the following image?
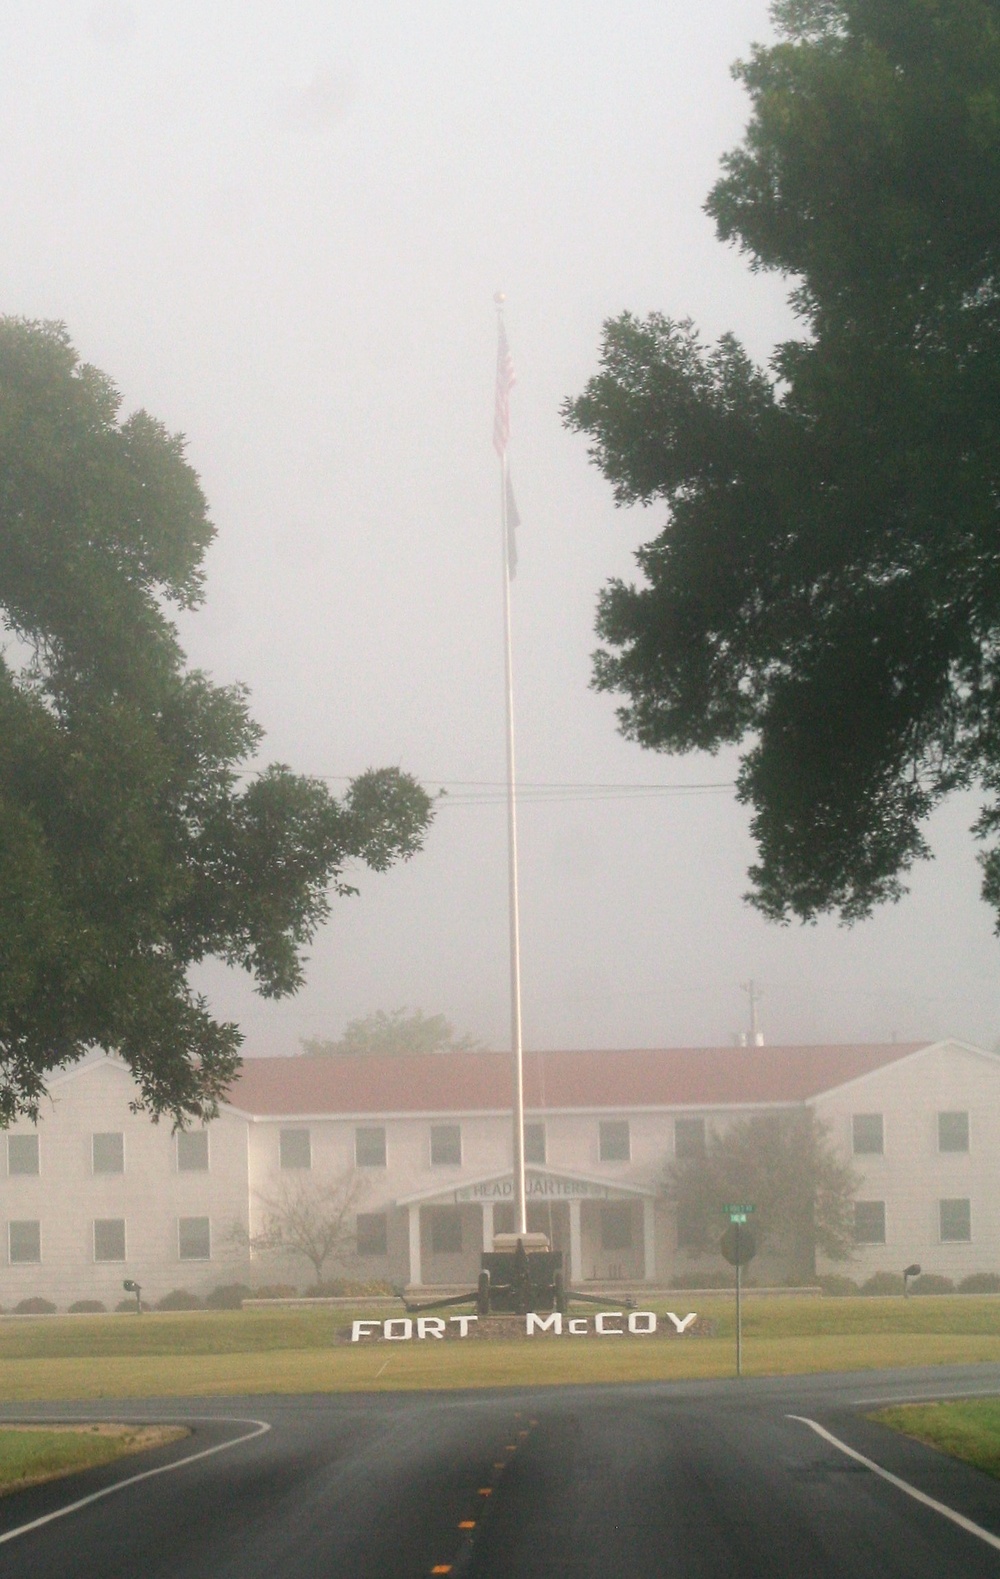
[430,1419,536,1577]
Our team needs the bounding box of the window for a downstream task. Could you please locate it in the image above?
[9,1220,41,1264]
[524,1123,546,1166]
[355,1127,387,1168]
[93,1132,124,1174]
[279,1129,311,1170]
[852,1114,884,1156]
[357,1212,388,1256]
[177,1130,209,1172]
[600,1203,633,1252]
[94,1218,126,1261]
[178,1217,211,1260]
[429,1207,463,1255]
[938,1112,970,1153]
[599,1120,630,1162]
[853,1201,886,1244]
[940,1198,972,1242]
[8,1135,39,1176]
[430,1124,461,1166]
[674,1117,706,1160]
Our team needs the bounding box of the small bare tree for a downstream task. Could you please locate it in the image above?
[248,1171,367,1285]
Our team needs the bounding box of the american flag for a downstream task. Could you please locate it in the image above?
[493,320,515,457]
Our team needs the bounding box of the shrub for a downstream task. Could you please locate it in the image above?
[670,1271,735,1290]
[155,1289,203,1311]
[817,1275,859,1297]
[115,1298,148,1313]
[68,1299,107,1313]
[909,1273,954,1295]
[250,1283,298,1300]
[860,1272,905,1296]
[205,1283,253,1310]
[954,1269,998,1294]
[13,1296,57,1314]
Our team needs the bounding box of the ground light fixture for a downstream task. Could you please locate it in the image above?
[903,1264,922,1297]
[123,1278,142,1314]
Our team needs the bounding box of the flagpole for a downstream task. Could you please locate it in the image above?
[495,292,527,1239]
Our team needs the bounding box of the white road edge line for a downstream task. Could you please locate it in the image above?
[0,1415,271,1548]
[787,1414,1000,1554]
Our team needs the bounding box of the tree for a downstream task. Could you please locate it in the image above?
[300,1007,486,1057]
[665,1110,858,1281]
[247,1172,366,1285]
[0,319,434,1124]
[564,1,1000,927]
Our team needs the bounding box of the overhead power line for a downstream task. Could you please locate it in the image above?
[267,773,737,808]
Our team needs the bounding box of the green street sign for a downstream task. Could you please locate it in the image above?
[729,1213,748,1223]
[722,1203,756,1217]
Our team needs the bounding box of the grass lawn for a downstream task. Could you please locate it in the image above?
[870,1400,1000,1480]
[0,1424,188,1493]
[0,1297,997,1401]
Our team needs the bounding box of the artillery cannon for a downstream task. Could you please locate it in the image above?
[401,1233,636,1316]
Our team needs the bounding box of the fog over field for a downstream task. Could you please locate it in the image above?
[2,0,997,1055]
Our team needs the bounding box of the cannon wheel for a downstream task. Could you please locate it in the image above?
[554,1270,567,1316]
[477,1269,491,1316]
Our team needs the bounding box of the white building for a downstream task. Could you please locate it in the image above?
[1,1039,996,1307]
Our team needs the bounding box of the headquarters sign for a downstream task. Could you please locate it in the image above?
[451,1171,638,1203]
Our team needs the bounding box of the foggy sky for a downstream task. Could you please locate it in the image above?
[3,1,998,1056]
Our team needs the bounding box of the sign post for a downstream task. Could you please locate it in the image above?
[721,1205,756,1377]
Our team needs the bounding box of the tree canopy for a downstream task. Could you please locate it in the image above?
[666,1110,858,1281]
[301,1007,486,1058]
[0,318,433,1125]
[564,0,1000,927]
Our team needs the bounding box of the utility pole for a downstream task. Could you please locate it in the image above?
[741,979,764,1047]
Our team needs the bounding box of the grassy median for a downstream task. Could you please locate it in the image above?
[0,1424,188,1493]
[0,1296,997,1401]
[870,1400,1000,1480]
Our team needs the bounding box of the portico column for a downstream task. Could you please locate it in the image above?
[408,1204,422,1288]
[482,1202,495,1252]
[569,1198,583,1282]
[642,1197,656,1283]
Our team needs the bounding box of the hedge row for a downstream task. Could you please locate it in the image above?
[1,1278,397,1315]
[816,1271,1000,1296]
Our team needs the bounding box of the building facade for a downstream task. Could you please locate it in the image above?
[1,1040,997,1306]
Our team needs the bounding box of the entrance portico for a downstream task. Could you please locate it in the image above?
[397,1169,658,1288]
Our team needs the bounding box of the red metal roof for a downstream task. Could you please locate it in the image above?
[225,1043,929,1117]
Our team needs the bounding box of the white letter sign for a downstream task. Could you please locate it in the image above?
[595,1312,623,1335]
[665,1312,697,1333]
[526,1311,562,1336]
[628,1311,657,1334]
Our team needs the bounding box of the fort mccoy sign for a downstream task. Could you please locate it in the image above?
[350,1312,699,1341]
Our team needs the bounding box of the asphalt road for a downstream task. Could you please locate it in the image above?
[3,1365,1000,1577]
